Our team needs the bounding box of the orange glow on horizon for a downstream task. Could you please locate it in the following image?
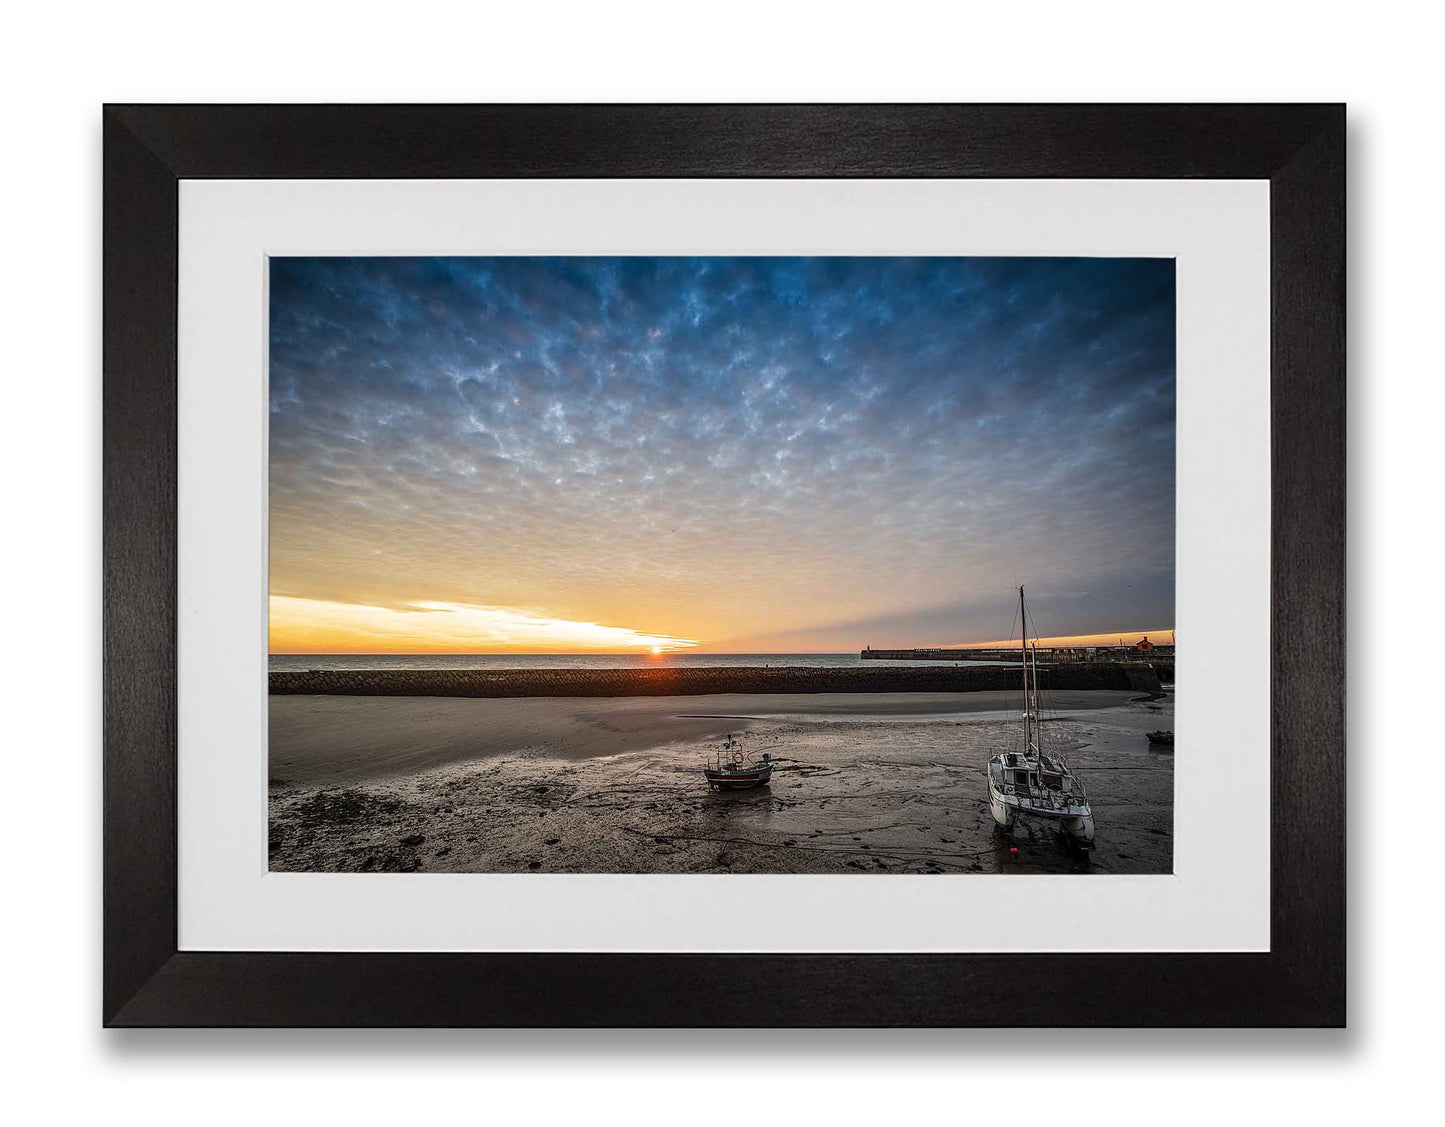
[951,628,1175,650]
[268,595,699,655]
[267,596,1170,656]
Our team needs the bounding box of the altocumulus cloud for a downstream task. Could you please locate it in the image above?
[269,256,1175,651]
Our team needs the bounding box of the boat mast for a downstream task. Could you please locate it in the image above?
[1019,586,1033,755]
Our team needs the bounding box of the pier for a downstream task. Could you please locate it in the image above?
[862,644,1173,661]
[861,644,1174,683]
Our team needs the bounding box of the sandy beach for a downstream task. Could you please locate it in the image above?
[269,689,1174,875]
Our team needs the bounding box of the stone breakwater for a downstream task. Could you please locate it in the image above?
[269,662,1162,698]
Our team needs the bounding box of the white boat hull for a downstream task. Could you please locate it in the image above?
[988,773,1094,844]
[989,788,1018,828]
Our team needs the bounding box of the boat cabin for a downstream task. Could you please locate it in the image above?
[999,751,1076,795]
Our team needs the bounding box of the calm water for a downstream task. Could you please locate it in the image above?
[268,652,1005,672]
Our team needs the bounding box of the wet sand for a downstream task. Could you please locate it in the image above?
[269,690,1174,875]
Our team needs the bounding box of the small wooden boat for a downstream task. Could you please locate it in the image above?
[1146,730,1174,747]
[704,734,773,790]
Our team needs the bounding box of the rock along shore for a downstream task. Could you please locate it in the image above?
[269,661,1162,698]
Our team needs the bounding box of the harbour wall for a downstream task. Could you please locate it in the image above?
[864,646,1174,665]
[269,662,1164,699]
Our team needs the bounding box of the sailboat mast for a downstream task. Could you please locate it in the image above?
[1019,586,1032,753]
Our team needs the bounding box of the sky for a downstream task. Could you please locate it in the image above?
[268,256,1175,653]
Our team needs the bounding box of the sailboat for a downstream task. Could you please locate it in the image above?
[986,586,1095,845]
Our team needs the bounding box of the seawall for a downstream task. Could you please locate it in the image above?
[269,662,1163,699]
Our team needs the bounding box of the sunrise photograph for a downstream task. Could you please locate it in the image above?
[266,255,1176,875]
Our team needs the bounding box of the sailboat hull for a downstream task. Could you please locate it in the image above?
[992,796,1095,844]
[988,759,1094,843]
[989,788,1018,829]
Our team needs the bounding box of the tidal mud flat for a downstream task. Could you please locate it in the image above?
[269,690,1174,875]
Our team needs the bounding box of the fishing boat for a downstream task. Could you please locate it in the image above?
[1146,730,1174,747]
[986,586,1095,845]
[704,734,773,790]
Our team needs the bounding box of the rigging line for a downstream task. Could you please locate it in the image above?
[1008,598,1025,744]
[1024,600,1063,763]
[1029,612,1051,757]
[1024,599,1040,714]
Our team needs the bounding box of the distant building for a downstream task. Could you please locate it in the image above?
[1134,636,1156,651]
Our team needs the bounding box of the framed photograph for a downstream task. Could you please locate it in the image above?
[104,104,1343,1026]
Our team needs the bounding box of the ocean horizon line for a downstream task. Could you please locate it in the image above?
[267,651,1014,672]
[266,650,1018,660]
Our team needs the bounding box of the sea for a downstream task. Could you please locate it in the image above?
[268,652,1003,672]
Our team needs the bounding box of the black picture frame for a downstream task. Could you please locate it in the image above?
[103,104,1344,1027]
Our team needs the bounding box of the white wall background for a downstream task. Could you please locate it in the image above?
[1,1,1434,1123]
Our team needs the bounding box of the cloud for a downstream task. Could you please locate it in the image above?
[269,256,1175,651]
[269,596,698,654]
